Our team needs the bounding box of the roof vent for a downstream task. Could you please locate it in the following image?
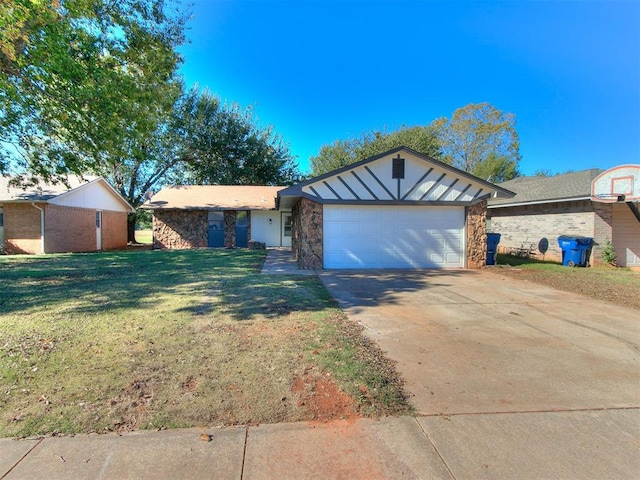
[392,155,405,179]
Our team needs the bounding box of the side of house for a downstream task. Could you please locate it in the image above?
[0,177,133,254]
[145,186,290,249]
[488,168,640,267]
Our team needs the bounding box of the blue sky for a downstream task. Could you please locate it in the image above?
[176,0,640,176]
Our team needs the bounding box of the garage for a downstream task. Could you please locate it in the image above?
[324,205,465,268]
[277,146,514,270]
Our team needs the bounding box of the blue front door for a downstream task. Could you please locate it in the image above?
[208,211,224,247]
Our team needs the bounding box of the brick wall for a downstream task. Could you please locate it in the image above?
[292,198,323,269]
[592,203,614,265]
[101,211,128,250]
[45,205,96,253]
[466,201,487,269]
[3,203,43,254]
[488,200,598,263]
[153,210,207,249]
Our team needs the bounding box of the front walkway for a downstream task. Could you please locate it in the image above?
[260,247,317,275]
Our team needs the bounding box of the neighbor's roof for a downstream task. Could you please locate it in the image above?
[0,175,97,202]
[143,185,284,211]
[488,168,604,207]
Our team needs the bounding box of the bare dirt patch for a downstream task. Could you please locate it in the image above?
[492,265,640,310]
[291,367,359,421]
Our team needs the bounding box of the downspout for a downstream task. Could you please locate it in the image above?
[31,203,45,254]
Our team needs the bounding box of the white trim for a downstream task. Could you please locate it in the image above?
[488,196,591,209]
[31,203,45,254]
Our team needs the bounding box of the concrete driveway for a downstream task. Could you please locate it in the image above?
[319,269,640,415]
[318,269,640,477]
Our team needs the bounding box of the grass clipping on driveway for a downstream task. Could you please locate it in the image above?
[0,250,410,437]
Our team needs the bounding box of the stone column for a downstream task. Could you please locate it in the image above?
[292,198,323,269]
[224,210,236,248]
[466,200,487,269]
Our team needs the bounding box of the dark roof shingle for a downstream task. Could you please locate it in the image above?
[488,169,603,206]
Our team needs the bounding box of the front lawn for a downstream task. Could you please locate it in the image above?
[0,249,410,438]
[493,254,640,310]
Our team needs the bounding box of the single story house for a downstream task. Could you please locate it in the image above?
[488,166,640,268]
[0,176,134,254]
[146,147,514,269]
[144,185,290,249]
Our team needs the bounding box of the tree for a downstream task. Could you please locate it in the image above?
[179,91,300,186]
[0,0,187,179]
[95,88,300,242]
[311,126,441,176]
[430,103,521,182]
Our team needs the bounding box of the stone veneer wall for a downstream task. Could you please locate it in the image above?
[292,198,323,269]
[466,200,487,269]
[224,211,236,248]
[153,210,207,249]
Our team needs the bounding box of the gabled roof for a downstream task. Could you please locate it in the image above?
[488,169,604,207]
[143,185,284,211]
[0,175,134,212]
[278,146,515,208]
[0,175,96,201]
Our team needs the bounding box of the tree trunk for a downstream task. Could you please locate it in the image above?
[127,213,137,244]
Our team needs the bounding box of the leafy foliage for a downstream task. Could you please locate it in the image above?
[311,125,440,176]
[311,103,521,182]
[601,239,617,266]
[431,102,521,182]
[1,0,187,180]
[176,89,301,186]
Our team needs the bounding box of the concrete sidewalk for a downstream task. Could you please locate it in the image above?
[260,248,316,275]
[2,411,639,479]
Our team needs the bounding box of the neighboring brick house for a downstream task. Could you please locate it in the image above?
[0,176,134,254]
[488,168,640,267]
[143,186,290,249]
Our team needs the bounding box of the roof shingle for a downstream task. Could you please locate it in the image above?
[488,169,603,206]
[144,185,284,211]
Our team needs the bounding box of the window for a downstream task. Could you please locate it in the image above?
[283,214,292,237]
[95,211,101,228]
[0,208,3,227]
[208,211,224,229]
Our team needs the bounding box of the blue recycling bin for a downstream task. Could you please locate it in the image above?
[557,235,593,267]
[486,233,501,266]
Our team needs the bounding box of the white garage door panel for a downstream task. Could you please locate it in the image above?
[324,205,465,269]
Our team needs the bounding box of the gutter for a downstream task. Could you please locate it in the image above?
[31,203,45,254]
[487,196,591,209]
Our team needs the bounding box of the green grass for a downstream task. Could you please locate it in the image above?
[0,249,410,437]
[134,229,153,244]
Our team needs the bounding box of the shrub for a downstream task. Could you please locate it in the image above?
[601,239,617,266]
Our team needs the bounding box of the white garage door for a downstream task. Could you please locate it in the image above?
[323,205,465,269]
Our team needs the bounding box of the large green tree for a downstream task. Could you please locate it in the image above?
[431,102,521,182]
[0,0,186,179]
[178,90,300,186]
[311,103,521,182]
[96,88,300,242]
[311,126,441,176]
